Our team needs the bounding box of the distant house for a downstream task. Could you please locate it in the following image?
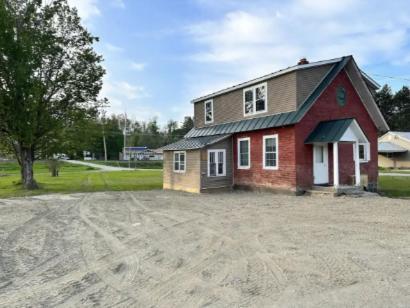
[161,56,388,194]
[378,132,410,168]
[122,147,163,161]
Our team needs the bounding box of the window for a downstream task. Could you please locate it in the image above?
[243,83,267,116]
[315,145,324,163]
[173,151,186,173]
[238,137,250,169]
[208,149,226,177]
[354,143,370,163]
[358,143,370,162]
[263,135,278,169]
[204,100,213,124]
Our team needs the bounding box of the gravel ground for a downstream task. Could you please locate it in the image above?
[0,191,409,307]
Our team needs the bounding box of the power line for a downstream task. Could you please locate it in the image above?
[370,73,410,83]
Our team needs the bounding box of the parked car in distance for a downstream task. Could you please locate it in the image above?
[53,153,70,160]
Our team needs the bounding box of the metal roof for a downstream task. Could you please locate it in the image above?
[191,55,378,104]
[162,134,232,151]
[305,118,354,143]
[191,57,343,103]
[390,131,410,142]
[185,111,299,138]
[378,141,408,153]
[186,57,351,139]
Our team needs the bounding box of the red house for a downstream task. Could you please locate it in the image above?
[162,56,388,194]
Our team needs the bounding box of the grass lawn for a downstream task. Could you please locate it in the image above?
[92,160,163,169]
[378,176,410,198]
[379,169,410,174]
[0,161,163,199]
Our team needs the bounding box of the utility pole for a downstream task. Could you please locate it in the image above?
[123,113,127,162]
[102,111,107,162]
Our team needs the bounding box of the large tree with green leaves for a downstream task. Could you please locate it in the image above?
[375,84,410,131]
[0,0,105,189]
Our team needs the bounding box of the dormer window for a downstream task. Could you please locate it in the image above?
[243,83,267,116]
[204,99,213,124]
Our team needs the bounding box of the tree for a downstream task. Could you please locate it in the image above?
[375,85,394,127]
[0,0,105,189]
[180,116,194,135]
[375,84,410,131]
[392,86,410,131]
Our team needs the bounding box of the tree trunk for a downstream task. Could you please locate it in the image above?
[20,146,38,190]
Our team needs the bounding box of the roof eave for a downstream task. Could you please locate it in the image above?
[191,57,343,104]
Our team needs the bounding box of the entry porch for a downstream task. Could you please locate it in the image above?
[305,118,370,190]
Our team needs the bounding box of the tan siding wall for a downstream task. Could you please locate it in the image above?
[378,133,410,168]
[296,64,332,106]
[200,137,233,190]
[163,150,201,193]
[194,72,298,128]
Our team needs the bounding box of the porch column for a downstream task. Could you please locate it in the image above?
[354,141,361,186]
[333,142,339,187]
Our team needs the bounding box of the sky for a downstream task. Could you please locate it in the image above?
[67,0,410,126]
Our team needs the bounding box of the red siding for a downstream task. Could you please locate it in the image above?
[295,69,379,189]
[233,126,297,190]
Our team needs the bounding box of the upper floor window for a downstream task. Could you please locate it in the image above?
[204,99,213,124]
[263,135,278,169]
[173,151,186,173]
[243,83,267,116]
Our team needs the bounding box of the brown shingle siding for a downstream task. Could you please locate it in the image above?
[296,64,333,106]
[194,71,298,128]
[163,150,201,193]
[200,137,233,190]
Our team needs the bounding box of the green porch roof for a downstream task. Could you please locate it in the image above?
[305,118,354,143]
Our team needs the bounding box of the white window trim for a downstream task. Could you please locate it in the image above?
[243,82,268,117]
[237,137,251,169]
[173,151,186,173]
[263,134,279,170]
[207,149,226,177]
[357,142,370,163]
[204,99,214,124]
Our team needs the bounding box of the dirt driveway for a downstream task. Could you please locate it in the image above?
[0,191,409,307]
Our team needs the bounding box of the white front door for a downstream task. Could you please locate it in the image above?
[313,144,329,185]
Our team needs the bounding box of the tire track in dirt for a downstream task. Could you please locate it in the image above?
[126,193,291,307]
[77,194,149,306]
[0,197,81,285]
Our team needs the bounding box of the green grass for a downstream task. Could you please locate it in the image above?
[378,176,410,198]
[92,160,163,169]
[0,161,163,199]
[0,160,95,175]
[379,169,410,174]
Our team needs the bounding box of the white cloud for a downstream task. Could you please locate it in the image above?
[100,75,155,120]
[102,79,148,101]
[131,62,147,71]
[187,0,410,96]
[67,0,100,21]
[111,0,125,9]
[105,43,124,53]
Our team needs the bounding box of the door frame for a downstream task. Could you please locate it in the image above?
[313,144,329,185]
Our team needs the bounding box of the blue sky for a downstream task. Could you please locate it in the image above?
[68,0,410,126]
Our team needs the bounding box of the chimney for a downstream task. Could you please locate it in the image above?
[298,58,309,65]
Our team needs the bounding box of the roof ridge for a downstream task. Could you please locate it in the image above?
[191,56,346,103]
